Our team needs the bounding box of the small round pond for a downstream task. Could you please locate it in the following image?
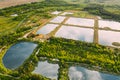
[3,42,37,69]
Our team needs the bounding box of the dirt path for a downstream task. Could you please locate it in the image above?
[23,31,32,38]
[0,46,6,53]
[32,18,56,34]
[93,18,99,44]
[49,22,94,29]
[48,17,70,37]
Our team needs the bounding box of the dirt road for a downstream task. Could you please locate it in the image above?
[0,0,40,9]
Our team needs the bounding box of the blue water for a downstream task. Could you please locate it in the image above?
[69,66,120,80]
[3,42,37,69]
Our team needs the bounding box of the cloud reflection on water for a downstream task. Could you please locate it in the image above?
[99,30,120,47]
[69,66,120,80]
[99,20,120,30]
[65,17,94,27]
[55,25,94,42]
[36,24,59,34]
[33,61,59,80]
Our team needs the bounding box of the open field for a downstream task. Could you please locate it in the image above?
[0,0,42,9]
[0,16,20,33]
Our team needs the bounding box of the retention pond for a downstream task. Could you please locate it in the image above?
[3,42,37,69]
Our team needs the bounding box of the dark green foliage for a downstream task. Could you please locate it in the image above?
[58,62,69,80]
[37,37,120,74]
[16,27,31,33]
[19,74,49,80]
[0,0,74,17]
[0,32,22,46]
[0,27,32,46]
[0,75,16,80]
[12,14,26,21]
[83,4,120,21]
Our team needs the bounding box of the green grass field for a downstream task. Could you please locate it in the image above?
[105,7,120,15]
[0,16,20,34]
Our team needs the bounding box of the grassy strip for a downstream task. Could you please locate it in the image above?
[0,46,10,73]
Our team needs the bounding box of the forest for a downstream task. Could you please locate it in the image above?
[83,4,120,22]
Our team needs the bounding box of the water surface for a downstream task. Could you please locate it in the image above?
[55,25,94,42]
[65,17,94,27]
[36,24,58,34]
[50,16,66,23]
[33,61,59,80]
[99,20,120,30]
[99,30,120,47]
[3,42,37,69]
[69,66,120,80]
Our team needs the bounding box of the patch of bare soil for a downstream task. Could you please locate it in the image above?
[0,0,39,9]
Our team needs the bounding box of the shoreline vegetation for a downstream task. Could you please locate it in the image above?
[37,37,120,74]
[83,4,120,22]
[0,0,120,79]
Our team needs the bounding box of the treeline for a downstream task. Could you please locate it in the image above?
[0,0,77,16]
[0,0,80,24]
[83,4,120,21]
[0,75,15,80]
[37,37,120,74]
[0,74,49,80]
[0,27,31,46]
